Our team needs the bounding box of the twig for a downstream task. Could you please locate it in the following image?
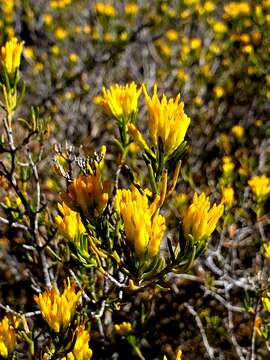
[183,302,215,360]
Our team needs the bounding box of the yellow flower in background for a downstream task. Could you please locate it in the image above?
[190,38,202,50]
[224,2,250,18]
[263,241,270,262]
[143,84,190,157]
[50,0,71,10]
[222,156,234,176]
[34,281,81,333]
[62,324,92,360]
[61,168,109,219]
[0,37,24,78]
[24,47,34,60]
[114,322,132,336]
[115,186,166,257]
[231,125,244,138]
[125,3,138,16]
[95,3,116,16]
[262,297,270,313]
[248,175,270,202]
[69,53,78,63]
[164,350,182,360]
[213,21,227,34]
[98,82,141,121]
[221,187,234,208]
[183,193,224,243]
[166,30,178,41]
[43,14,53,26]
[55,27,67,40]
[0,317,16,359]
[203,1,215,12]
[55,202,85,241]
[213,86,224,98]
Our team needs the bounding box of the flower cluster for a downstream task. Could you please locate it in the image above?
[0,37,24,78]
[55,202,86,241]
[115,186,165,257]
[0,317,16,359]
[61,168,109,219]
[248,175,270,202]
[62,324,92,360]
[34,281,81,333]
[183,193,224,244]
[143,84,190,157]
[98,82,141,122]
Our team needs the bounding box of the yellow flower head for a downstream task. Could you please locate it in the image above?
[213,86,224,98]
[55,202,85,241]
[262,296,270,313]
[0,37,24,78]
[264,241,270,262]
[231,125,244,138]
[248,175,270,202]
[98,82,141,122]
[34,281,81,333]
[221,187,234,208]
[222,156,234,176]
[62,324,92,360]
[163,350,182,360]
[95,3,116,16]
[115,186,166,257]
[224,2,250,18]
[61,168,109,219]
[114,321,132,336]
[143,84,190,157]
[0,317,16,359]
[183,193,224,243]
[125,3,138,16]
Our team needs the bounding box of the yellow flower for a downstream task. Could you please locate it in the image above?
[222,156,234,176]
[242,45,253,54]
[0,37,24,78]
[183,193,224,243]
[55,202,85,241]
[166,30,178,41]
[50,0,71,9]
[69,53,78,62]
[0,317,16,359]
[125,3,138,16]
[115,186,165,257]
[224,2,250,18]
[43,14,53,26]
[213,86,224,98]
[34,281,81,333]
[231,125,244,138]
[262,297,270,313]
[114,322,132,336]
[203,1,215,12]
[248,175,270,202]
[24,47,34,60]
[55,27,67,40]
[163,350,182,360]
[264,241,270,262]
[61,168,109,219]
[221,187,234,208]
[62,324,92,360]
[213,21,227,34]
[143,84,190,157]
[95,3,116,16]
[98,82,141,121]
[190,38,202,50]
